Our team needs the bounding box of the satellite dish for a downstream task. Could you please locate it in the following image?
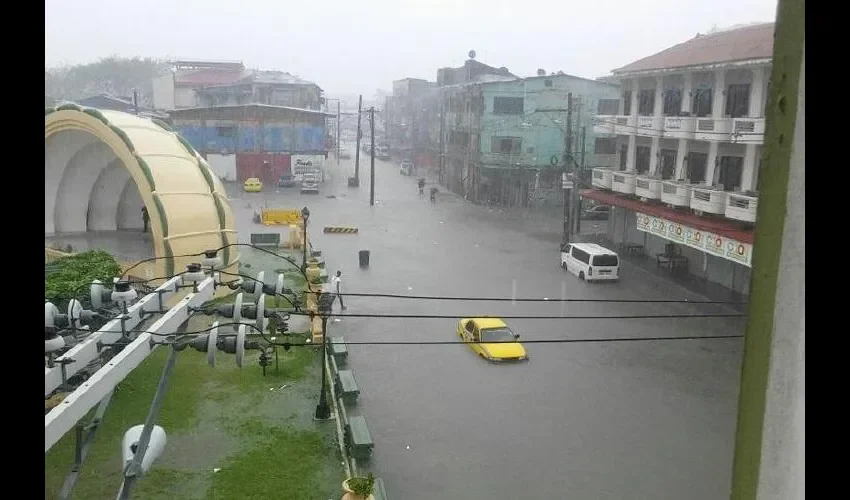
[537,69,546,76]
[468,50,476,60]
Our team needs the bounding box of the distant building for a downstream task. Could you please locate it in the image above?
[169,103,332,183]
[152,59,323,111]
[587,22,774,298]
[386,78,439,166]
[437,59,516,86]
[73,94,169,120]
[439,72,620,206]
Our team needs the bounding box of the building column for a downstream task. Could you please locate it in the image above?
[653,76,664,117]
[712,69,727,118]
[749,67,766,118]
[705,141,719,185]
[649,136,661,175]
[675,139,689,180]
[630,85,639,119]
[741,144,759,192]
[619,80,630,115]
[681,73,693,114]
[626,134,637,172]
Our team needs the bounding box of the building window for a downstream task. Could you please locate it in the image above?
[662,89,682,116]
[491,136,522,154]
[217,126,236,137]
[660,149,677,179]
[637,90,655,116]
[718,156,743,191]
[692,88,712,117]
[594,137,617,155]
[635,146,651,174]
[687,152,708,183]
[597,99,620,115]
[725,84,751,118]
[622,91,632,115]
[493,97,524,115]
[619,144,628,171]
[544,79,553,87]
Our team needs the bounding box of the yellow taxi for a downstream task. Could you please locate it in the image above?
[457,317,528,362]
[244,177,263,192]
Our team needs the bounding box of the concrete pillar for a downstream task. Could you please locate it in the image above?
[619,80,629,115]
[741,144,759,191]
[681,73,693,114]
[712,70,727,118]
[705,141,719,185]
[649,136,661,175]
[653,76,664,117]
[749,67,766,117]
[630,85,639,118]
[626,134,636,172]
[675,139,689,180]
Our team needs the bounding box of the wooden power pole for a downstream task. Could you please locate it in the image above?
[354,95,363,184]
[369,107,376,206]
[562,92,573,244]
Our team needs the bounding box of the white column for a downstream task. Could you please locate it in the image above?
[675,139,689,180]
[705,142,719,185]
[626,134,637,172]
[741,144,759,191]
[619,80,629,115]
[630,85,639,118]
[712,70,727,118]
[681,73,693,114]
[649,136,661,175]
[749,67,766,118]
[653,76,664,117]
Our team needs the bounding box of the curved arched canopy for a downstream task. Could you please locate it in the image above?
[45,104,239,279]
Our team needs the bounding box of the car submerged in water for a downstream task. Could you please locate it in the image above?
[300,173,319,194]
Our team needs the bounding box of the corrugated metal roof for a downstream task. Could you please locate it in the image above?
[168,103,333,117]
[176,69,249,86]
[613,23,774,75]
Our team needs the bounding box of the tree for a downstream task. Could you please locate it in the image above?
[45,56,170,107]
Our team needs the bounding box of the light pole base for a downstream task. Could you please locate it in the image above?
[313,404,333,421]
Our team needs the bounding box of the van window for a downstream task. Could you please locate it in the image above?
[592,254,619,267]
[571,248,590,264]
[560,244,571,253]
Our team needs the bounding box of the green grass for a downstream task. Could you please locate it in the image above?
[45,342,333,500]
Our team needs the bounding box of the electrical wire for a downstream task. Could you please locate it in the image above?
[286,311,744,320]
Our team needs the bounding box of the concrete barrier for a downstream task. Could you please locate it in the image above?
[261,209,302,226]
[323,226,359,234]
[250,233,281,247]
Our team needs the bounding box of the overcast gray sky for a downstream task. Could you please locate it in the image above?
[46,0,777,98]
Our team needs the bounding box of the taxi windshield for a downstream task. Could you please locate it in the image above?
[480,327,516,343]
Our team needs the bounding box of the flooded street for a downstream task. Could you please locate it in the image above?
[226,147,745,500]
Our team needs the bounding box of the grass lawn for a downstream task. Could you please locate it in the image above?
[45,318,341,500]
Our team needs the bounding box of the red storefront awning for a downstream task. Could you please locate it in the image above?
[581,189,754,244]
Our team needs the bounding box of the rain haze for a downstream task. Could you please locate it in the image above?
[45,0,777,95]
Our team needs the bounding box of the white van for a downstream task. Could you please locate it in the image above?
[560,242,620,282]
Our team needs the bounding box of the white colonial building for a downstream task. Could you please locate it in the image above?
[588,23,774,298]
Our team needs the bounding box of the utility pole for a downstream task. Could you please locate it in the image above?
[336,101,341,166]
[369,107,376,206]
[438,103,445,186]
[575,126,587,234]
[562,92,573,244]
[132,89,139,115]
[354,95,362,184]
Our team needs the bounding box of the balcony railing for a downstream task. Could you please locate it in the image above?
[635,116,663,137]
[690,185,728,214]
[593,115,616,135]
[478,152,539,167]
[731,118,766,144]
[592,167,615,190]
[611,172,636,195]
[694,117,733,142]
[663,116,696,139]
[635,175,663,200]
[660,180,692,207]
[725,191,759,223]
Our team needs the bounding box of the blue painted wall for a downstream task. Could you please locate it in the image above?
[175,123,326,153]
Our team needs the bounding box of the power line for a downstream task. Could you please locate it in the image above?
[287,311,744,320]
[338,292,743,305]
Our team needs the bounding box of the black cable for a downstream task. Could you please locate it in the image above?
[287,311,744,320]
[338,292,743,305]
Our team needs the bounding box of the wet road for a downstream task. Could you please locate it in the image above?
[226,147,745,500]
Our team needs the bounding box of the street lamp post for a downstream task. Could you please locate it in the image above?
[313,293,334,421]
[301,206,310,272]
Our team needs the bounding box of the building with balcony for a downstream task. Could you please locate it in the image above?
[386,78,439,168]
[438,62,620,206]
[587,22,774,298]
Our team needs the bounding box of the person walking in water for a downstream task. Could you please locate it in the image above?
[331,270,347,310]
[141,206,150,233]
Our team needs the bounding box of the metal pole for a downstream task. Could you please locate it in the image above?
[132,89,139,116]
[369,107,376,206]
[562,92,573,244]
[576,126,587,234]
[336,101,341,166]
[302,216,308,272]
[438,102,445,186]
[117,345,179,500]
[354,95,363,182]
[314,313,331,420]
